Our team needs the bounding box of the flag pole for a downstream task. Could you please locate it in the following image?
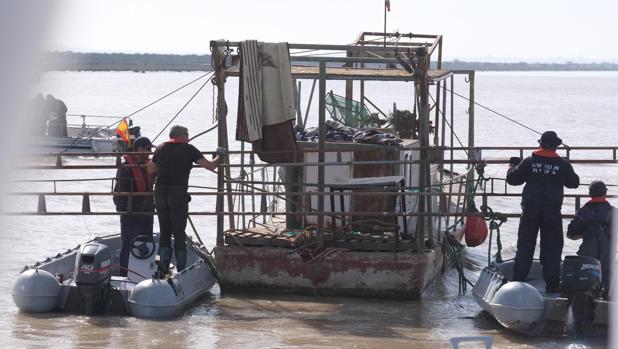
[384,0,388,47]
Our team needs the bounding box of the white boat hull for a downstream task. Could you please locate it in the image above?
[11,233,216,318]
[29,136,118,154]
[472,260,610,335]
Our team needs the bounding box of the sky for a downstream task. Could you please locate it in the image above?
[44,0,618,63]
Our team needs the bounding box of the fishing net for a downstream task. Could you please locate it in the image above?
[325,91,382,128]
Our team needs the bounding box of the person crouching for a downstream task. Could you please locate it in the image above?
[567,181,615,299]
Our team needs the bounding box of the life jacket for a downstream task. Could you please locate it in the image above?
[123,154,152,192]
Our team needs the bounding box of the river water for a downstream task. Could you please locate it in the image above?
[1,71,617,348]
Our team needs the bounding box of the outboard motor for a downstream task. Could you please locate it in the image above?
[561,255,602,334]
[74,243,112,315]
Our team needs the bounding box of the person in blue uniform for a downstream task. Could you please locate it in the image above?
[147,125,225,275]
[567,181,614,299]
[113,136,155,276]
[506,131,580,293]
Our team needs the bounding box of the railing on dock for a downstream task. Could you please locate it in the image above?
[6,145,617,254]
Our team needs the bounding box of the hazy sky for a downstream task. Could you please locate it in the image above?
[46,0,618,62]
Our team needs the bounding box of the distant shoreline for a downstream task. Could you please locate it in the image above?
[43,51,618,72]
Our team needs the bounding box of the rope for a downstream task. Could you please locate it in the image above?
[117,266,148,280]
[438,164,489,294]
[439,84,543,137]
[428,92,469,158]
[481,205,506,266]
[188,123,218,142]
[59,71,214,154]
[152,74,214,142]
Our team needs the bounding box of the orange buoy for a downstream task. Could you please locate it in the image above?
[464,209,488,247]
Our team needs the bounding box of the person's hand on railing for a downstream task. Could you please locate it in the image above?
[216,147,227,157]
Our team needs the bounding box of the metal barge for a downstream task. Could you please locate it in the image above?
[208,32,477,299]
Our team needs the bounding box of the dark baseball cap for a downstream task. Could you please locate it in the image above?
[133,137,154,149]
[538,131,562,149]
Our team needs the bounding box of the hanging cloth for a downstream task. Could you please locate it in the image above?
[236,41,296,142]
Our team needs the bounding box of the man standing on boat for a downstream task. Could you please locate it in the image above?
[567,180,614,299]
[114,136,155,276]
[147,125,225,275]
[506,131,580,293]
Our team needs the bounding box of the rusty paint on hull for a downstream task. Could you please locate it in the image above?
[214,246,444,299]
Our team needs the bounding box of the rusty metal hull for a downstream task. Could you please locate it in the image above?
[214,246,443,299]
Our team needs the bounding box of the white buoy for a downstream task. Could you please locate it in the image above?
[11,268,61,313]
[128,278,180,318]
[489,281,545,332]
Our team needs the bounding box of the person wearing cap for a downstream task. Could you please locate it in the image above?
[567,181,614,299]
[506,131,580,293]
[147,125,226,276]
[113,136,155,276]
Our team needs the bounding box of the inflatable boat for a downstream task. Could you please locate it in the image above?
[472,256,611,335]
[11,233,217,318]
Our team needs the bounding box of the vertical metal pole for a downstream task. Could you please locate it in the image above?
[250,152,256,227]
[446,75,455,229]
[416,47,432,252]
[384,0,387,47]
[437,78,447,244]
[295,80,303,129]
[211,43,235,245]
[433,38,443,146]
[450,75,454,176]
[345,53,354,125]
[441,80,447,149]
[303,79,317,128]
[360,40,366,114]
[467,71,475,190]
[318,61,326,246]
[240,141,246,229]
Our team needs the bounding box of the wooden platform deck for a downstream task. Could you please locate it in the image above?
[225,66,452,82]
[224,224,419,252]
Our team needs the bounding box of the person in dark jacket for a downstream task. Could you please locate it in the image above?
[506,131,580,293]
[113,136,155,276]
[30,93,47,136]
[47,95,68,137]
[147,125,225,276]
[567,181,614,299]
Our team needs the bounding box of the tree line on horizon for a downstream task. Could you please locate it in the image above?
[43,51,618,72]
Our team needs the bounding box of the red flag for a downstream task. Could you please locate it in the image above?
[385,0,390,12]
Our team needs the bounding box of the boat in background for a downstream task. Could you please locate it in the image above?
[28,115,135,154]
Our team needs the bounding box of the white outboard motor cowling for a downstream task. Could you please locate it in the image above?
[74,243,112,315]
